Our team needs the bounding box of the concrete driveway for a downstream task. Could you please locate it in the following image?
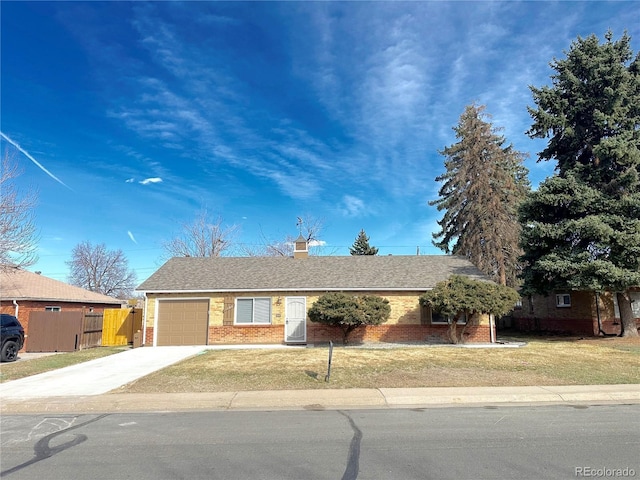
[0,346,206,399]
[0,344,305,400]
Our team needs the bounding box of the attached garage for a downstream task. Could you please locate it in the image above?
[156,299,209,346]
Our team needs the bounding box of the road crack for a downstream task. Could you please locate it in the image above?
[338,410,362,480]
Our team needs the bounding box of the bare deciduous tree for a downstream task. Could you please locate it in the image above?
[162,210,239,258]
[67,241,137,298]
[0,151,39,271]
[241,215,327,257]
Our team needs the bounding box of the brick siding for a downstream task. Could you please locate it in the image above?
[511,290,640,336]
[308,323,491,344]
[142,323,492,346]
[143,291,495,346]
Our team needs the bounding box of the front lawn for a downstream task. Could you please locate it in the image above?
[118,335,640,393]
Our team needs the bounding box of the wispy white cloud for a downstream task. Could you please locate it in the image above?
[261,169,321,200]
[6,0,636,279]
[56,1,638,240]
[139,177,163,185]
[339,195,366,218]
[0,131,72,190]
[127,231,138,244]
[114,6,331,201]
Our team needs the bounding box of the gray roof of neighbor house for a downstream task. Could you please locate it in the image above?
[0,268,124,304]
[137,255,491,293]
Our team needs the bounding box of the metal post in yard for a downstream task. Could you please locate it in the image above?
[325,340,333,382]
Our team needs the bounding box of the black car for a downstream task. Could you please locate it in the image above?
[1,314,25,362]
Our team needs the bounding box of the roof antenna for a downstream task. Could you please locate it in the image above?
[417,246,420,256]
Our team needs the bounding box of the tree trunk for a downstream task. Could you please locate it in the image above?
[342,325,357,345]
[448,314,464,344]
[448,321,458,344]
[498,263,506,287]
[616,291,639,337]
[458,318,471,344]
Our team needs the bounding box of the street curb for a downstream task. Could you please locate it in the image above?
[1,385,639,414]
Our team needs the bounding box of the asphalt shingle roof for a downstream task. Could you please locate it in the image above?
[1,268,124,304]
[137,255,491,292]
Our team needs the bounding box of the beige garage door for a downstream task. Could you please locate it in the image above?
[156,299,209,346]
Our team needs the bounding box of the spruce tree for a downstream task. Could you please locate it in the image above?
[431,104,529,287]
[349,229,379,255]
[521,32,640,337]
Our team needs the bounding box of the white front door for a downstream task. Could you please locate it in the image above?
[285,297,306,343]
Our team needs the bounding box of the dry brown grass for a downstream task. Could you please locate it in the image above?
[119,335,640,393]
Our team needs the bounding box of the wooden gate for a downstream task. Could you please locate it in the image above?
[82,312,104,349]
[102,308,142,346]
[26,310,104,352]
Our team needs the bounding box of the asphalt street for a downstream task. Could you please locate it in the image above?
[1,404,639,480]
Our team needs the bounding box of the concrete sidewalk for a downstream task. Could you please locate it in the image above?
[2,385,640,414]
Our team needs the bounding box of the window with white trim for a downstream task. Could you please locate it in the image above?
[614,292,640,318]
[45,306,61,312]
[556,294,571,308]
[235,298,271,324]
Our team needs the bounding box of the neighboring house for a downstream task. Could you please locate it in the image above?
[511,289,640,336]
[136,238,495,346]
[0,268,125,350]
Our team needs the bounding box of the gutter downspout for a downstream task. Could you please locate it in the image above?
[143,294,148,346]
[12,300,19,318]
[489,314,495,343]
[595,291,616,337]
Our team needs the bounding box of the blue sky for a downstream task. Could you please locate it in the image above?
[1,1,638,283]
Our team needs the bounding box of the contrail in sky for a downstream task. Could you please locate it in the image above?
[127,231,138,244]
[0,131,72,190]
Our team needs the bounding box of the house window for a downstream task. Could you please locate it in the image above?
[514,298,523,310]
[556,294,571,308]
[613,293,640,318]
[632,292,640,318]
[235,298,271,325]
[45,306,61,312]
[431,310,467,325]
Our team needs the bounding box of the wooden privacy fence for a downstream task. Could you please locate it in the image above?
[83,312,104,349]
[102,308,142,346]
[26,309,104,352]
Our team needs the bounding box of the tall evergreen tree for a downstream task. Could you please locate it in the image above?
[349,229,379,255]
[431,104,530,287]
[521,32,640,337]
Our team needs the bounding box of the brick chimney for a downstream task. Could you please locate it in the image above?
[293,234,308,259]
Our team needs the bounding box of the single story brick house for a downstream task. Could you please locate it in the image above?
[136,238,496,346]
[0,268,125,350]
[511,289,640,336]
